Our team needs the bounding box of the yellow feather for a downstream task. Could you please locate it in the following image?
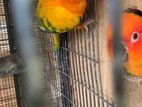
[53,33,60,51]
[36,0,86,50]
[37,5,80,33]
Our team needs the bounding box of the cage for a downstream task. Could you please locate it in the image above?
[1,0,142,107]
[0,0,18,107]
[1,0,113,106]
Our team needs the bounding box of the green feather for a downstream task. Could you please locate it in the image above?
[53,33,60,52]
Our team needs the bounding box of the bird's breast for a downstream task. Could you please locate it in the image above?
[37,6,81,33]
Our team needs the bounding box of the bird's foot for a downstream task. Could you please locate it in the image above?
[75,18,95,33]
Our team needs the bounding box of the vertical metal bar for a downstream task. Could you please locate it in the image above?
[3,0,16,53]
[90,19,98,107]
[11,0,44,107]
[94,0,105,106]
[80,29,88,107]
[8,76,12,107]
[87,24,95,107]
[83,1,97,105]
[60,51,66,107]
[76,30,84,107]
[68,32,76,106]
[14,74,22,107]
[92,32,100,107]
[71,30,80,107]
[60,33,72,107]
[83,29,91,107]
[3,77,7,107]
[76,31,82,107]
[61,37,66,107]
[2,1,22,107]
[84,0,101,106]
[63,46,72,107]
[107,0,126,107]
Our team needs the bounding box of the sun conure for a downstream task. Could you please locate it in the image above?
[107,8,142,77]
[36,0,87,51]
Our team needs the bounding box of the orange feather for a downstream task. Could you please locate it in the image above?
[107,9,142,77]
[60,0,86,16]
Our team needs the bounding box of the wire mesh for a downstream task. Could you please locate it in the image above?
[0,0,10,57]
[0,76,17,107]
[0,0,18,107]
[0,0,115,107]
[33,0,114,107]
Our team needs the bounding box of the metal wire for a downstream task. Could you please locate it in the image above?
[0,0,115,107]
[0,76,17,107]
[0,0,18,107]
[0,0,10,57]
[35,0,114,107]
[11,0,45,107]
[107,0,126,107]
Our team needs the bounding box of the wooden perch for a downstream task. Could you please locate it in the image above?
[0,54,24,76]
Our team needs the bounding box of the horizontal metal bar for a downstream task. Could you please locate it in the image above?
[61,47,99,63]
[47,78,75,106]
[0,97,17,102]
[0,86,15,90]
[48,42,99,63]
[0,39,9,41]
[46,61,113,106]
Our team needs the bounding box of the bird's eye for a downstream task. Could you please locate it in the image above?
[131,32,139,43]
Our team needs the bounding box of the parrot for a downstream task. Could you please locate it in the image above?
[36,0,92,51]
[107,8,142,77]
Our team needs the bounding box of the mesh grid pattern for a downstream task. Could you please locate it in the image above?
[0,0,10,57]
[0,0,17,107]
[0,0,114,107]
[0,76,17,107]
[34,0,114,107]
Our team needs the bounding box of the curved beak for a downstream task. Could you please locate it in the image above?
[121,41,128,62]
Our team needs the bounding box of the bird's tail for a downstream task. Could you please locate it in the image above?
[53,33,60,52]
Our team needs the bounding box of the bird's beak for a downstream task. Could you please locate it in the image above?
[121,41,128,62]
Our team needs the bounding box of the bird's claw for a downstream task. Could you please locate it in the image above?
[75,18,95,33]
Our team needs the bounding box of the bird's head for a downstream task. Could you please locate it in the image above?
[107,8,142,77]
